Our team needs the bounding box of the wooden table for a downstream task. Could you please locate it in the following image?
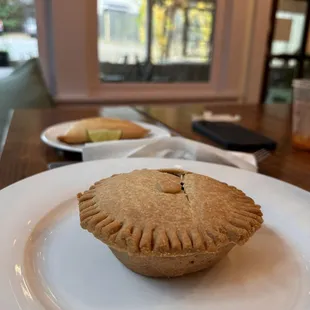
[0,104,309,192]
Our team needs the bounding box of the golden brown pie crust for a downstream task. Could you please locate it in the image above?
[77,169,263,277]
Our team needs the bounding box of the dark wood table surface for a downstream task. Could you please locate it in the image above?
[0,103,309,192]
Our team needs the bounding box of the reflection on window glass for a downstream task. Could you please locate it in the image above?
[97,0,216,83]
[264,0,309,103]
[271,1,307,55]
[0,0,38,79]
[265,59,297,104]
[303,61,310,79]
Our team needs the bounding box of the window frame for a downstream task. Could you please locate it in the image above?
[35,0,272,104]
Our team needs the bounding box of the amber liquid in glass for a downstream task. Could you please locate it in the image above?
[292,100,310,151]
[292,134,310,151]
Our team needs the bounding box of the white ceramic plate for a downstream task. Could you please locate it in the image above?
[41,121,171,153]
[1,158,310,310]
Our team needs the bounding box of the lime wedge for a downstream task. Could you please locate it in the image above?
[87,129,122,142]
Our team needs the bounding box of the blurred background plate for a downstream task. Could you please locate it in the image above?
[40,120,171,153]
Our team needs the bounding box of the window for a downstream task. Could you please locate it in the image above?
[0,0,38,79]
[97,0,146,81]
[39,0,272,103]
[261,0,310,104]
[98,0,216,82]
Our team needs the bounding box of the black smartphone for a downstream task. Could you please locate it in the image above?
[192,121,277,152]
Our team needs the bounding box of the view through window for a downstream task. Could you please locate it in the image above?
[263,0,309,104]
[97,0,216,82]
[0,0,38,79]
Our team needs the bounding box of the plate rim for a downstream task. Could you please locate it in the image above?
[1,157,309,196]
[40,120,172,153]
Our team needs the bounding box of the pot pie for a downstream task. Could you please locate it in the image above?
[58,117,149,144]
[77,169,263,278]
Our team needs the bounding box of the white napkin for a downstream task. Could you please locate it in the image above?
[82,137,257,172]
[192,110,241,122]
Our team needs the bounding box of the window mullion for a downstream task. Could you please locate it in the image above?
[146,0,153,63]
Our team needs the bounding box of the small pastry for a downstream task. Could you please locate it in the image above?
[77,169,263,278]
[58,117,149,144]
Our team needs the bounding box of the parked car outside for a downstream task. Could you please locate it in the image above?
[23,18,37,37]
[0,20,4,35]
